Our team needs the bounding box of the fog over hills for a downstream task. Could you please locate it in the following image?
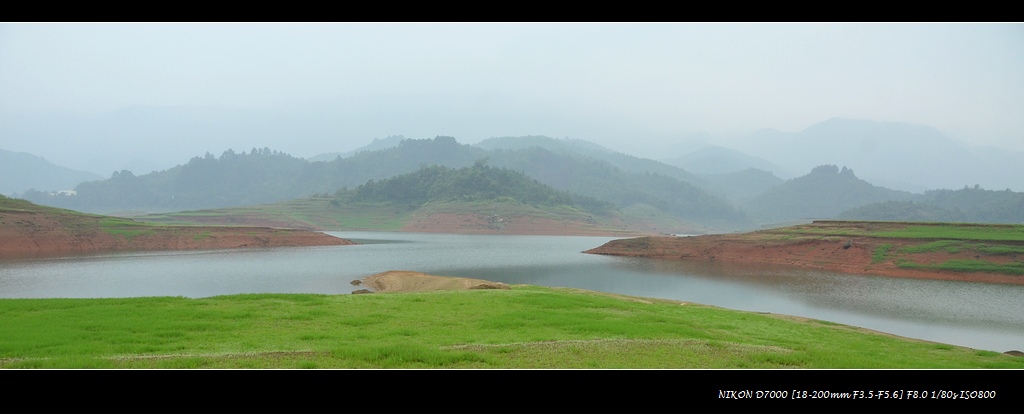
[0,149,102,196]
[663,118,1023,193]
[662,145,793,178]
[10,111,1014,195]
[307,135,407,163]
[3,24,1020,195]
[11,125,1024,230]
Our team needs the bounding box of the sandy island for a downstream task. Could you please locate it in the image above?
[354,270,511,293]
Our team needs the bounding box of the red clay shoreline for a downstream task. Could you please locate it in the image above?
[0,208,353,259]
[585,230,1024,285]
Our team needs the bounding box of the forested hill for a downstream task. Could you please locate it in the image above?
[839,186,1024,224]
[742,165,914,222]
[334,163,614,215]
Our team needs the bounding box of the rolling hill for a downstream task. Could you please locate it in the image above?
[742,165,914,223]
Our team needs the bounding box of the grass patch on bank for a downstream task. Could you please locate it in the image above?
[901,240,1024,255]
[1,286,1020,369]
[872,243,892,264]
[98,217,157,240]
[897,260,1024,275]
[772,221,1024,242]
[871,224,1024,241]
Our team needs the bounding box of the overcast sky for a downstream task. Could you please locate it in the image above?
[1,23,1022,172]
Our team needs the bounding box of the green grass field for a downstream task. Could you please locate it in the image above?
[792,221,1024,241]
[1,285,1019,369]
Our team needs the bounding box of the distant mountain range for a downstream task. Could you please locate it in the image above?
[0,149,102,196]
[662,145,792,178]
[662,118,1024,193]
[18,137,746,231]
[10,118,1024,231]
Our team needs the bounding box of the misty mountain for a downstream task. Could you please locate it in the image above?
[0,149,103,196]
[1,105,360,177]
[702,118,1021,193]
[661,145,792,177]
[476,135,612,154]
[307,135,408,163]
[965,146,1024,193]
[742,165,914,223]
[699,168,785,205]
[485,147,747,227]
[476,135,707,187]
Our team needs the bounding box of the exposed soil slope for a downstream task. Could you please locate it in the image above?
[585,221,1024,285]
[0,196,353,259]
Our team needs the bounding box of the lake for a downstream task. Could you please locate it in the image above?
[1,231,1022,353]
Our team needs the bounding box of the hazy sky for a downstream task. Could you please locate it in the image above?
[1,23,1022,172]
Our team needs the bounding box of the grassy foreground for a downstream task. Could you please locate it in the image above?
[1,285,1020,369]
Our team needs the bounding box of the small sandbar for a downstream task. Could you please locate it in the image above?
[358,270,511,293]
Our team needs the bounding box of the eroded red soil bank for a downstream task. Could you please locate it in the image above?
[585,234,1024,285]
[0,209,352,259]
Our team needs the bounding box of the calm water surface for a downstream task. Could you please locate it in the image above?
[1,231,1022,353]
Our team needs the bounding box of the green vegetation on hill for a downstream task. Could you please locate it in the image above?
[841,186,1024,224]
[1,286,1019,368]
[0,194,38,211]
[334,162,614,215]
